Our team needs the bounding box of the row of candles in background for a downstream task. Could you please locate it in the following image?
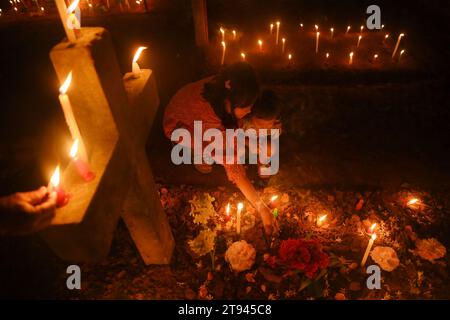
[224,194,423,267]
[0,0,146,16]
[218,22,406,66]
[48,43,148,208]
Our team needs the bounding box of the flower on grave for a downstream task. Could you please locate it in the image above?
[370,246,400,272]
[189,193,216,226]
[413,238,446,263]
[275,238,330,279]
[188,229,216,257]
[225,240,256,273]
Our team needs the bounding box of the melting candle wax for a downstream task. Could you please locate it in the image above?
[70,139,95,182]
[49,166,70,208]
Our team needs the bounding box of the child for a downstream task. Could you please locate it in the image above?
[243,90,283,179]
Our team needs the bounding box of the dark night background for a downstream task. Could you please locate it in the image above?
[0,0,449,299]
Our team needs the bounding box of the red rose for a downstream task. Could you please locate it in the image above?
[278,239,329,279]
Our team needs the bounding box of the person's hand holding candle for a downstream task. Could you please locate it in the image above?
[0,187,57,236]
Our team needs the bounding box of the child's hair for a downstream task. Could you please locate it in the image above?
[202,62,260,128]
[251,89,283,120]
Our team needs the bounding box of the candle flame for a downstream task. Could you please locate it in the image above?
[221,41,226,49]
[326,53,330,58]
[371,233,377,241]
[237,202,244,211]
[288,53,292,60]
[50,166,61,188]
[276,21,280,26]
[69,139,79,159]
[241,52,246,60]
[374,54,378,59]
[369,223,377,233]
[258,39,263,48]
[232,30,236,38]
[270,195,279,202]
[385,34,389,39]
[59,71,72,95]
[400,49,405,56]
[133,46,147,64]
[318,214,327,223]
[347,26,351,31]
[330,28,334,32]
[282,38,286,43]
[226,203,230,215]
[400,33,405,38]
[407,198,419,206]
[300,23,303,28]
[360,25,364,31]
[67,0,80,14]
[220,27,225,34]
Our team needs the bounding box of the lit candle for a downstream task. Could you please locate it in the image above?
[381,24,385,30]
[270,23,274,34]
[258,39,263,52]
[55,0,76,42]
[315,32,320,54]
[58,71,87,162]
[368,223,377,235]
[384,34,389,44]
[276,21,280,45]
[315,24,319,32]
[282,38,286,53]
[360,25,364,33]
[49,166,70,208]
[407,197,420,209]
[221,41,226,65]
[300,23,304,30]
[232,30,236,40]
[220,27,225,42]
[392,33,405,58]
[326,52,330,59]
[269,195,279,209]
[316,214,327,227]
[373,54,379,63]
[399,49,405,61]
[66,0,81,35]
[70,139,95,182]
[132,46,147,76]
[226,203,231,218]
[361,233,377,267]
[349,52,354,65]
[346,25,351,34]
[330,27,334,39]
[241,52,246,61]
[237,202,243,234]
[357,35,362,48]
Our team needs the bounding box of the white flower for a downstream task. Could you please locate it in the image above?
[413,238,446,263]
[370,246,400,272]
[225,240,256,273]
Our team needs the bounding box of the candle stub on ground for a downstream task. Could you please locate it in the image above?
[70,139,96,182]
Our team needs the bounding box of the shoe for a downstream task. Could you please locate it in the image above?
[194,163,213,174]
